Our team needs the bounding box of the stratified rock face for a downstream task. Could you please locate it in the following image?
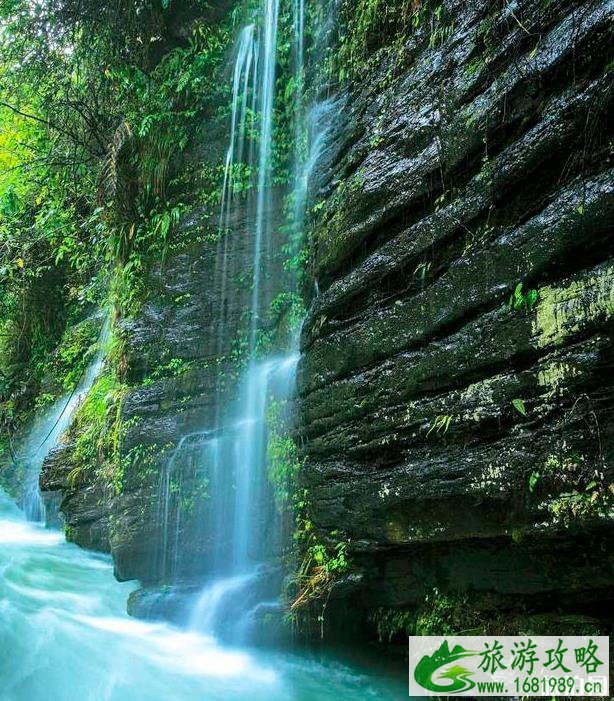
[298,0,614,628]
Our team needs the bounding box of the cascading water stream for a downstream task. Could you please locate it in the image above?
[250,0,280,348]
[154,0,344,647]
[187,354,299,641]
[219,24,257,232]
[291,0,306,242]
[215,24,258,357]
[153,0,310,643]
[16,316,111,523]
[186,0,307,641]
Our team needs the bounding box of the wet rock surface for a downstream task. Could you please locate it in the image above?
[40,442,111,552]
[298,0,614,633]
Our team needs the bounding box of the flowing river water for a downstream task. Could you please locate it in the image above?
[0,490,405,700]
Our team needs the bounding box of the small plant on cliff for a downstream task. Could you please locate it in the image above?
[533,445,613,527]
[508,283,538,312]
[426,413,453,437]
[370,607,416,643]
[414,261,432,283]
[288,502,351,636]
[336,0,443,83]
[370,588,478,642]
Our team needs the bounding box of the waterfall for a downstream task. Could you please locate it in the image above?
[155,0,313,643]
[218,24,257,233]
[188,354,299,640]
[16,316,110,523]
[250,0,281,349]
[215,24,258,358]
[291,0,306,243]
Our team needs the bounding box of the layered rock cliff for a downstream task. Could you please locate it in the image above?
[297,0,614,639]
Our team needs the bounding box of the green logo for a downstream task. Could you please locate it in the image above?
[414,640,478,694]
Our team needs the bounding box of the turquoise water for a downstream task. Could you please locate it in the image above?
[0,491,405,701]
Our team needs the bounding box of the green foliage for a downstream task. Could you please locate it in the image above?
[70,371,125,488]
[532,450,613,527]
[50,319,101,395]
[369,607,415,642]
[291,531,350,612]
[148,357,191,382]
[1,0,236,442]
[334,0,453,83]
[116,442,169,495]
[528,469,540,493]
[256,292,306,355]
[266,398,301,507]
[511,398,527,417]
[509,282,538,312]
[289,490,351,619]
[370,589,474,643]
[426,413,453,437]
[415,589,473,635]
[265,394,351,622]
[414,261,432,283]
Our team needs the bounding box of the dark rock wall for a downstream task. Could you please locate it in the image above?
[298,0,614,634]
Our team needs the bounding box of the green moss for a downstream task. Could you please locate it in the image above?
[69,371,125,490]
[532,265,614,349]
[370,589,475,642]
[266,398,302,508]
[537,359,581,400]
[117,441,174,495]
[369,607,415,642]
[335,0,448,83]
[530,445,613,528]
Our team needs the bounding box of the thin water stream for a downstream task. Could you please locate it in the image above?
[16,316,111,522]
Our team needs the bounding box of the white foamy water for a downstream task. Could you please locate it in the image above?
[0,490,404,701]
